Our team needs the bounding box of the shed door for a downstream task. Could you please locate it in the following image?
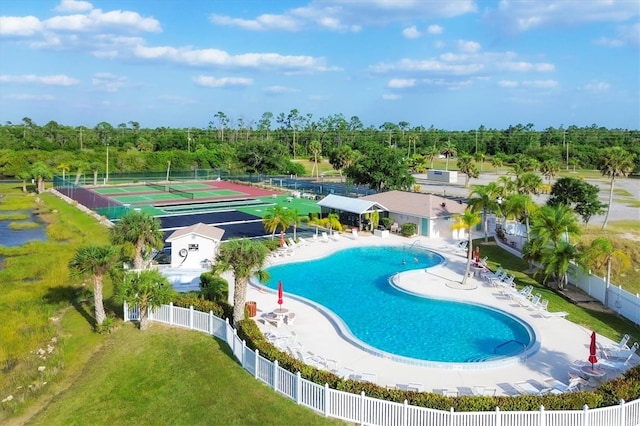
[421,218,429,236]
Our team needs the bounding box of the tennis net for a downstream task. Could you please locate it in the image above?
[146,182,166,191]
[168,187,195,199]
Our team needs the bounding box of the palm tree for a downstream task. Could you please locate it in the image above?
[456,155,479,188]
[110,210,164,270]
[69,245,120,326]
[473,152,485,172]
[578,237,631,305]
[502,193,537,237]
[214,239,269,326]
[424,145,439,169]
[309,140,322,179]
[57,162,70,180]
[117,269,175,330]
[287,208,302,240]
[450,209,481,286]
[30,161,53,194]
[540,241,577,290]
[491,156,504,174]
[516,172,543,196]
[17,171,31,192]
[262,205,292,239]
[320,213,342,235]
[597,147,635,229]
[467,183,500,242]
[540,159,560,185]
[440,140,457,171]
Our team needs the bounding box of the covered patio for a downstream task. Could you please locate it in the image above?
[317,194,388,231]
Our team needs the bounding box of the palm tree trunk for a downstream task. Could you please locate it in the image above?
[134,240,145,269]
[139,308,149,330]
[233,277,248,326]
[601,177,615,229]
[94,276,106,325]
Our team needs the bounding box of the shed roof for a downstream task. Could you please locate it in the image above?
[361,191,467,218]
[317,194,387,214]
[165,222,225,242]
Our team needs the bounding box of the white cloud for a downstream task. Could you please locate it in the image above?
[388,78,416,88]
[499,61,554,72]
[402,26,421,39]
[263,85,298,94]
[4,94,55,101]
[485,1,639,34]
[382,94,400,100]
[427,24,444,35]
[583,81,610,93]
[0,16,43,36]
[45,9,161,33]
[193,75,253,88]
[522,80,558,89]
[457,40,481,53]
[210,13,301,31]
[209,1,475,32]
[0,74,78,86]
[92,72,127,92]
[54,0,93,13]
[498,80,519,88]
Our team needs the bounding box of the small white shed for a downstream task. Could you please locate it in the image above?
[165,223,225,269]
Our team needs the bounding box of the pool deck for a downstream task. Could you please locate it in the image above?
[236,232,639,396]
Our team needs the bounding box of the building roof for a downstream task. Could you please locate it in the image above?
[317,194,387,215]
[361,190,467,218]
[165,222,225,242]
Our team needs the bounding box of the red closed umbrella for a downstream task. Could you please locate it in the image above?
[277,280,284,307]
[588,331,598,369]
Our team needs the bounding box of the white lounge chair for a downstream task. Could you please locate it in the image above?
[514,380,547,395]
[454,241,468,253]
[483,266,504,282]
[331,366,355,380]
[407,382,424,392]
[355,372,377,383]
[321,232,330,242]
[539,308,569,319]
[600,350,637,373]
[296,350,327,369]
[330,232,341,241]
[604,334,631,352]
[285,312,296,325]
[351,228,359,239]
[605,342,638,360]
[520,293,542,310]
[473,386,497,396]
[543,376,587,393]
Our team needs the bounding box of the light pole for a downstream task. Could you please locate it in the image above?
[105,143,109,184]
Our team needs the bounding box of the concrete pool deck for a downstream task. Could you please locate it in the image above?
[238,232,639,396]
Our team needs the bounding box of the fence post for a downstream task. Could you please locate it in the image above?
[273,360,279,391]
[209,311,214,336]
[582,404,589,426]
[296,372,302,405]
[618,399,625,426]
[254,349,259,379]
[241,340,246,367]
[495,406,501,426]
[402,400,408,426]
[539,405,545,426]
[169,302,174,325]
[189,306,194,329]
[123,301,129,322]
[360,391,366,426]
[324,383,330,417]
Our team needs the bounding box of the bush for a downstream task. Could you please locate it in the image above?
[199,272,229,303]
[380,217,394,230]
[400,222,417,237]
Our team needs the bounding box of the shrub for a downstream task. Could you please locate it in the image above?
[380,217,394,230]
[199,272,229,303]
[400,222,417,237]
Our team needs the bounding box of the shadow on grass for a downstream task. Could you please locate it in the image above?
[43,285,96,329]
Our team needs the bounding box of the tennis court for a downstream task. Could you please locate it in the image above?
[86,179,320,240]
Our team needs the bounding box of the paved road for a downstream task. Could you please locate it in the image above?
[414,171,640,228]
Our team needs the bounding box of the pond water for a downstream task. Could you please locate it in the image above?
[0,211,47,268]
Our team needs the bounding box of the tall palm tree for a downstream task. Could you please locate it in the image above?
[214,239,270,326]
[110,210,164,270]
[287,208,302,240]
[450,209,481,286]
[503,193,537,237]
[424,145,439,169]
[578,237,631,305]
[516,171,543,196]
[597,147,635,230]
[491,156,504,174]
[309,140,322,179]
[456,155,479,188]
[440,140,457,171]
[117,269,175,330]
[69,245,120,326]
[467,183,500,242]
[30,161,53,194]
[540,159,560,185]
[541,241,577,290]
[262,205,292,239]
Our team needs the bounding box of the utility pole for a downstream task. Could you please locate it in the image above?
[105,143,109,184]
[79,127,83,150]
[566,140,569,171]
[475,129,478,153]
[187,128,192,153]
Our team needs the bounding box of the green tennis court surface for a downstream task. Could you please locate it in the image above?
[93,182,220,195]
[110,189,243,204]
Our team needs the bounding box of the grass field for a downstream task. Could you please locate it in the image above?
[26,325,342,426]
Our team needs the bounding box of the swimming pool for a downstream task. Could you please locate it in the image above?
[263,246,535,365]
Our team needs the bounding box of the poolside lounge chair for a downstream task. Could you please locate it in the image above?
[351,228,359,239]
[321,232,330,242]
[454,240,468,253]
[539,308,569,319]
[600,350,638,373]
[407,382,425,392]
[483,266,504,282]
[285,312,296,325]
[604,334,631,352]
[520,293,542,310]
[296,350,327,369]
[355,372,377,383]
[543,376,586,393]
[330,232,341,241]
[331,366,355,380]
[263,312,284,328]
[507,285,533,301]
[605,341,638,360]
[473,386,497,396]
[442,388,459,397]
[514,380,548,395]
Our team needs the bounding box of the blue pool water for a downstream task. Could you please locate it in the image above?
[264,246,533,364]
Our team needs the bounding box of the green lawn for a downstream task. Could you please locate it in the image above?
[28,325,343,426]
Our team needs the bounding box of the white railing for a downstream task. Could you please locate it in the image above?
[123,302,640,426]
[493,237,640,326]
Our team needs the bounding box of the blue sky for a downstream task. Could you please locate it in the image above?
[1,0,638,131]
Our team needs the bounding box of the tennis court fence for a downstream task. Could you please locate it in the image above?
[54,176,128,220]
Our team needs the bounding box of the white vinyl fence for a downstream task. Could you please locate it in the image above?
[124,302,640,426]
[490,219,640,326]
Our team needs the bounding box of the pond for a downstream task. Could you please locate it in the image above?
[0,211,47,268]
